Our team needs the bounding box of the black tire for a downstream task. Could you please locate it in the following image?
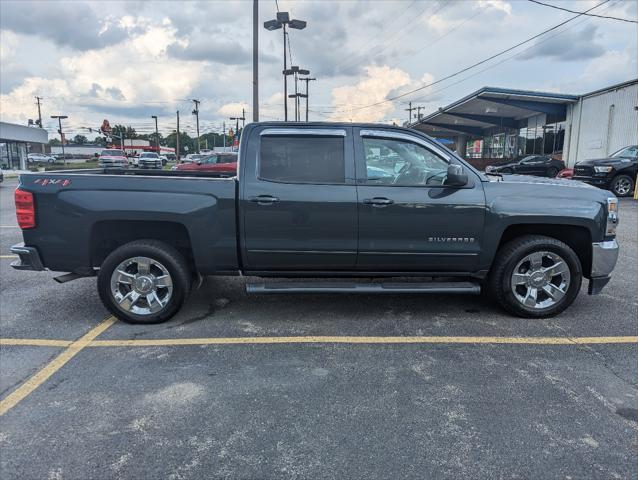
[488,235,582,318]
[97,240,192,324]
[546,167,559,178]
[610,174,634,197]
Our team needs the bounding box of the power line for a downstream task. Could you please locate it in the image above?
[329,0,611,115]
[528,0,637,23]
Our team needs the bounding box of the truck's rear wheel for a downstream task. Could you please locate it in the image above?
[488,235,582,318]
[97,240,191,324]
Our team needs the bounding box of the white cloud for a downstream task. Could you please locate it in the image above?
[217,102,250,117]
[329,66,412,122]
[478,0,512,15]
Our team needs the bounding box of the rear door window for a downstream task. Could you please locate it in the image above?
[259,136,345,184]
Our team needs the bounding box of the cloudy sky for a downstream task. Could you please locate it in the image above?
[0,0,636,139]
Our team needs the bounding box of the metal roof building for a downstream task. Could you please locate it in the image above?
[409,79,637,168]
[0,121,48,170]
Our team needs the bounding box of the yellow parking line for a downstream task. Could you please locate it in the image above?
[0,339,72,347]
[0,316,116,416]
[90,335,638,347]
[0,255,18,259]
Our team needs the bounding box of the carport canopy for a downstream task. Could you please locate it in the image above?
[411,87,578,138]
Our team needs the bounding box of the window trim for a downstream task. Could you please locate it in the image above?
[360,129,452,161]
[257,133,348,186]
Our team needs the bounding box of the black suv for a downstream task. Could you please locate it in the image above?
[486,155,565,178]
[573,145,638,197]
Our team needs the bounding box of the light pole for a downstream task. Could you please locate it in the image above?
[299,77,316,122]
[50,115,68,165]
[284,66,309,121]
[192,99,201,153]
[264,12,306,122]
[151,115,159,153]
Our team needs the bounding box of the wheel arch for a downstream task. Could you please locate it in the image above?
[496,224,592,277]
[90,220,194,270]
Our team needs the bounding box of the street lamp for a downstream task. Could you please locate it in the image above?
[50,115,68,165]
[283,66,309,121]
[151,115,159,153]
[264,11,307,122]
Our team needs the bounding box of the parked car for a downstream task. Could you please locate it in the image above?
[572,145,638,197]
[27,153,55,164]
[557,168,573,179]
[181,153,204,164]
[164,153,176,162]
[137,152,163,169]
[173,153,237,175]
[98,149,128,169]
[159,155,168,166]
[485,155,565,177]
[0,167,3,183]
[11,122,619,324]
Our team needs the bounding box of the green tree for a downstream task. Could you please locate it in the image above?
[165,131,194,155]
[73,134,88,144]
[49,138,61,146]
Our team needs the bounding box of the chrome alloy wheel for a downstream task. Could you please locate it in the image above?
[510,251,570,309]
[614,177,632,196]
[110,256,173,315]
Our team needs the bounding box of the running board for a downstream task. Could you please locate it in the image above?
[246,281,481,294]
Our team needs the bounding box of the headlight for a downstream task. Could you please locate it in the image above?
[594,165,613,173]
[606,197,618,236]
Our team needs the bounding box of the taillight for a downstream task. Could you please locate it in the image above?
[15,188,36,229]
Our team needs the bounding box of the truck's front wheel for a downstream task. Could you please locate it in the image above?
[488,235,582,318]
[97,240,191,324]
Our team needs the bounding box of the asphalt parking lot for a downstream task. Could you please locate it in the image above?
[0,177,637,479]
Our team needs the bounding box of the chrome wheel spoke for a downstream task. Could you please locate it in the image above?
[542,261,568,278]
[523,287,538,307]
[155,275,173,288]
[512,272,530,285]
[136,258,151,275]
[118,291,141,311]
[528,252,543,269]
[542,283,566,301]
[114,269,135,285]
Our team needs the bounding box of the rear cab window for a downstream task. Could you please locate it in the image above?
[258,130,348,184]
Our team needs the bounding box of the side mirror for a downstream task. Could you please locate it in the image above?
[445,164,468,187]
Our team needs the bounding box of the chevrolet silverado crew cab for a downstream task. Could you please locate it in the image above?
[11,122,620,324]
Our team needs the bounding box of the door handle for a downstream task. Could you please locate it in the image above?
[363,197,394,207]
[249,195,280,205]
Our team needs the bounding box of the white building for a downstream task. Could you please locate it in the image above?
[564,79,638,165]
[0,122,48,170]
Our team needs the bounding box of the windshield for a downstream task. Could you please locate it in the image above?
[101,150,125,156]
[140,153,158,158]
[611,146,638,158]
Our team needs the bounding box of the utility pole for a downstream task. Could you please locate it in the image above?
[405,102,415,124]
[176,111,180,162]
[299,77,316,122]
[151,115,159,153]
[230,110,246,146]
[192,99,201,153]
[416,106,424,121]
[51,115,68,165]
[35,96,43,128]
[253,0,259,122]
[223,121,226,150]
[241,108,246,130]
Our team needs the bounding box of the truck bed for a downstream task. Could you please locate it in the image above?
[18,169,239,275]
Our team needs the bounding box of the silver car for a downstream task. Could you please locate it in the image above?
[137,152,163,169]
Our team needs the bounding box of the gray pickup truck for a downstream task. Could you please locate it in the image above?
[12,122,619,324]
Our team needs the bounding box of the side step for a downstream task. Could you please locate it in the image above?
[246,281,481,295]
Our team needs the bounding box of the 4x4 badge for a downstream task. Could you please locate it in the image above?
[35,178,71,187]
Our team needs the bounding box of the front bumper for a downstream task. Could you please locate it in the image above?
[10,243,45,271]
[588,239,619,295]
[572,175,611,188]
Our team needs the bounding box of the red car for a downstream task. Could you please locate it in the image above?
[174,153,237,174]
[557,168,573,179]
